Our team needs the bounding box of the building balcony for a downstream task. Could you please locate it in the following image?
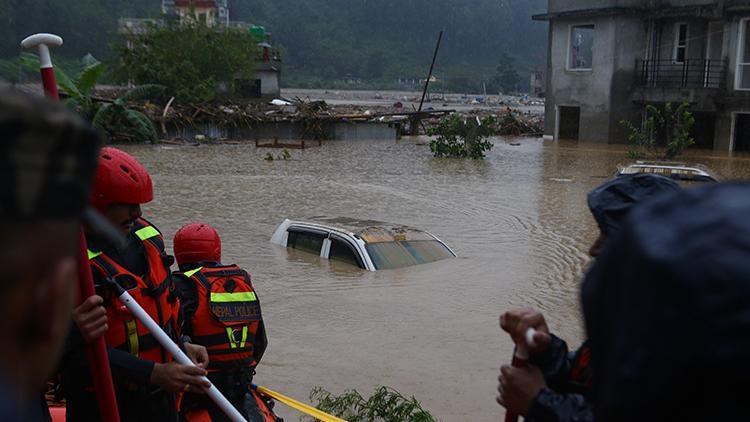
[633,59,727,109]
[636,59,726,89]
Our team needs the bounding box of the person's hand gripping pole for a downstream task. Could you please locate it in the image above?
[503,328,536,422]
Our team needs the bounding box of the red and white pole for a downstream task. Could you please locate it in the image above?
[20,34,63,100]
[21,33,121,422]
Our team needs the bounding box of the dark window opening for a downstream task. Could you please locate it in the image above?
[734,114,750,152]
[690,112,716,149]
[674,23,688,64]
[559,106,580,141]
[329,237,364,269]
[237,79,261,98]
[287,229,325,255]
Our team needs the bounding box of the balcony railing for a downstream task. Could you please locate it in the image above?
[636,59,726,89]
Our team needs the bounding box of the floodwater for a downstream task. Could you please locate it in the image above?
[123,139,750,421]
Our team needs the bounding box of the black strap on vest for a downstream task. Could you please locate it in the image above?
[114,321,176,354]
[208,356,254,371]
[192,332,233,347]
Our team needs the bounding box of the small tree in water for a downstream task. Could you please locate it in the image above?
[427,114,495,159]
[310,386,436,422]
[621,102,695,161]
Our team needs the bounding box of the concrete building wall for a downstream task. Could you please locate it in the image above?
[258,70,280,97]
[546,17,618,142]
[540,1,750,150]
[652,19,709,62]
[715,17,750,151]
[609,16,648,143]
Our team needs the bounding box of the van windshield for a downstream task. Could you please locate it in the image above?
[365,240,454,270]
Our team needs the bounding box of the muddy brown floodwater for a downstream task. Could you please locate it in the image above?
[122,139,750,421]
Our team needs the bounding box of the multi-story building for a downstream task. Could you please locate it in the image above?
[170,0,229,27]
[534,0,750,151]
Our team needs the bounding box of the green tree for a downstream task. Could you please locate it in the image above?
[492,53,521,93]
[427,114,496,159]
[113,22,258,103]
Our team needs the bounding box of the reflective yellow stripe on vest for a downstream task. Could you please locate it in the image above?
[226,326,249,349]
[125,320,139,357]
[87,249,102,260]
[211,292,257,303]
[239,326,248,348]
[184,267,203,278]
[135,226,160,241]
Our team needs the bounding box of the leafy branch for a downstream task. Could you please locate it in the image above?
[310,386,436,422]
[427,114,496,159]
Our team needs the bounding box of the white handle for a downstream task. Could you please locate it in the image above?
[514,328,537,360]
[118,290,247,422]
[20,33,63,69]
[525,327,537,348]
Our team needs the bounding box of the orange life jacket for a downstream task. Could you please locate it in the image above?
[181,264,262,372]
[87,218,180,363]
[183,388,278,422]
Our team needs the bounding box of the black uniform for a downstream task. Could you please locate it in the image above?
[582,183,750,421]
[526,336,594,422]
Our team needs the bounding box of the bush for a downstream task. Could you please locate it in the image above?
[310,386,436,422]
[113,21,258,103]
[621,102,695,161]
[427,114,495,159]
[20,53,161,143]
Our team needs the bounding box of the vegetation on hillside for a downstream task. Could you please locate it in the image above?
[0,0,547,92]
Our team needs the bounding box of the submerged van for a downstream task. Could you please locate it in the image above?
[270,217,456,271]
[617,162,718,183]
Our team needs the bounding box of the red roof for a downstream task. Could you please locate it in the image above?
[175,0,217,7]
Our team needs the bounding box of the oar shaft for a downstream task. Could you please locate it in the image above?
[115,288,246,422]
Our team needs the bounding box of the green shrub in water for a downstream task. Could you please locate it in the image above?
[427,114,495,159]
[621,102,695,161]
[310,386,436,422]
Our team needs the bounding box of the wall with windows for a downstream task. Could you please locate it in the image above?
[715,16,750,151]
[544,15,648,143]
[648,19,709,63]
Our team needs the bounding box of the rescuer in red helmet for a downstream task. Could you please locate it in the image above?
[61,147,210,421]
[172,222,276,422]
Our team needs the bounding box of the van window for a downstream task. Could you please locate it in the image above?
[329,237,363,268]
[366,240,454,270]
[287,229,325,254]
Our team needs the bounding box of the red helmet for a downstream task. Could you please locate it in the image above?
[174,222,222,266]
[90,147,153,211]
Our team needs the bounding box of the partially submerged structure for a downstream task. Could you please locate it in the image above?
[534,0,750,151]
